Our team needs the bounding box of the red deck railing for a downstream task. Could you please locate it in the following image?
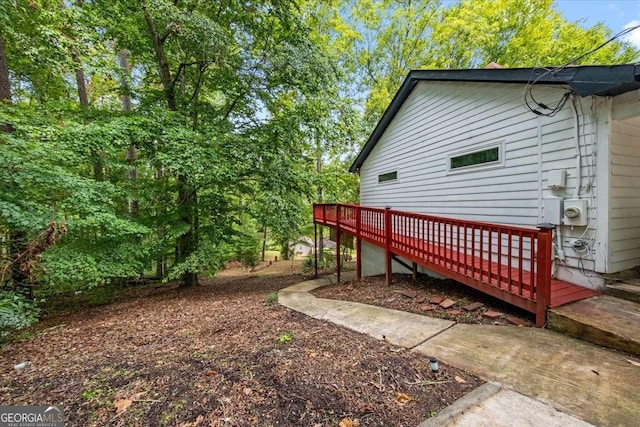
[313,203,554,327]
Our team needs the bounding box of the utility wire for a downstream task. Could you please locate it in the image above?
[523,23,640,116]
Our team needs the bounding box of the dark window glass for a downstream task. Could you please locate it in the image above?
[451,147,499,169]
[378,171,398,182]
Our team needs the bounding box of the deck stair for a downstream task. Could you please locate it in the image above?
[605,277,640,304]
[548,295,640,357]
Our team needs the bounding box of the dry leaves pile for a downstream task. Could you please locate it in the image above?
[1,266,481,426]
[314,274,535,326]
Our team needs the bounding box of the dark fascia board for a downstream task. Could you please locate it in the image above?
[349,64,640,173]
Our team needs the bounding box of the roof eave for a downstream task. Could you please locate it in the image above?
[349,64,640,174]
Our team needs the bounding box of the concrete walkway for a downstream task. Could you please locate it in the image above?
[279,274,640,426]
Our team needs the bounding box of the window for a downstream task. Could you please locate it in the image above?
[378,171,398,183]
[448,143,504,173]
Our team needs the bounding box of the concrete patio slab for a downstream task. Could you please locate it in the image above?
[419,383,594,427]
[315,300,455,348]
[279,278,332,293]
[277,291,349,318]
[414,323,640,426]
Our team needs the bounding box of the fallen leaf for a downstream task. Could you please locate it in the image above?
[243,387,253,396]
[114,398,132,414]
[339,418,360,427]
[454,376,466,383]
[395,392,415,405]
[205,370,217,376]
[627,359,640,367]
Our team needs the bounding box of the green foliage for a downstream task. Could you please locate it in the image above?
[338,0,639,123]
[228,218,261,270]
[278,331,293,344]
[302,252,336,273]
[265,292,278,304]
[0,291,40,342]
[1,0,636,310]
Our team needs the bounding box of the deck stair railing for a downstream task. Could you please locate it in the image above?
[313,203,553,327]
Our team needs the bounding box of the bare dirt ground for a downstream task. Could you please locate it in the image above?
[0,260,481,426]
[314,272,535,327]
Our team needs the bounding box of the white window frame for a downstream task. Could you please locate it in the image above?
[446,141,505,174]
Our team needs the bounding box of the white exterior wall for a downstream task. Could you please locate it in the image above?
[361,241,445,279]
[609,90,640,272]
[359,81,602,287]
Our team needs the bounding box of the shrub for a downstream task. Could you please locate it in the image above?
[0,291,40,342]
[265,292,278,303]
[301,253,336,272]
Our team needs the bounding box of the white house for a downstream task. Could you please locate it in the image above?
[349,64,640,291]
[291,236,314,256]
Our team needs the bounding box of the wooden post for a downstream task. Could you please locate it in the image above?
[314,222,318,278]
[356,204,362,279]
[385,207,392,286]
[535,223,555,328]
[412,262,418,281]
[336,205,341,283]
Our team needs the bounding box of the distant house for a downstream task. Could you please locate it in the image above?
[345,64,640,290]
[290,237,337,257]
[291,237,313,256]
[322,238,337,250]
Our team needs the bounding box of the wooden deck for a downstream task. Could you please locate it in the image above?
[314,204,598,327]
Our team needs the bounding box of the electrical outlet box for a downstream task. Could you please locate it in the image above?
[547,169,566,190]
[543,197,563,225]
[563,199,588,226]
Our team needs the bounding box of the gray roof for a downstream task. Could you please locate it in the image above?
[350,64,640,173]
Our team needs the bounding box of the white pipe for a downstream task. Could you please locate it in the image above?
[555,225,565,262]
[571,95,581,198]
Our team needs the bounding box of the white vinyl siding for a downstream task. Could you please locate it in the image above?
[359,81,599,278]
[608,117,640,271]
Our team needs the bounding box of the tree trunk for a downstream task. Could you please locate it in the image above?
[142,3,198,286]
[74,63,89,108]
[119,49,139,215]
[261,226,267,262]
[176,175,198,286]
[316,132,324,258]
[0,29,28,291]
[0,30,13,132]
[72,53,103,181]
[155,169,166,279]
[0,31,10,101]
[142,3,177,110]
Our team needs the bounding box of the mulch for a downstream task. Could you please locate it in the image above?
[313,273,535,327]
[0,261,482,426]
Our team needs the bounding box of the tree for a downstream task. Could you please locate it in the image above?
[337,0,638,125]
[430,0,638,69]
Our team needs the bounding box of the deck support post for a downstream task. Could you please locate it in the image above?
[412,262,418,281]
[385,207,392,286]
[535,223,555,328]
[313,220,318,278]
[336,206,341,283]
[356,204,362,280]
